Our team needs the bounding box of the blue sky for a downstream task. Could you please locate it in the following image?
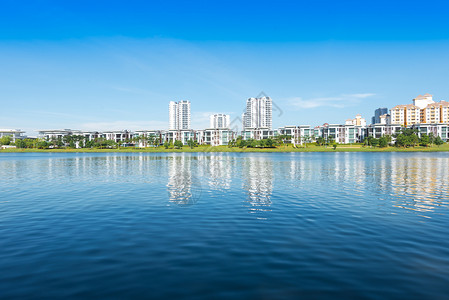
[1,0,449,134]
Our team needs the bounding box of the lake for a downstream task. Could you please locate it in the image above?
[1,152,449,299]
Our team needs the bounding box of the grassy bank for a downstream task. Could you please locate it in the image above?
[1,143,449,153]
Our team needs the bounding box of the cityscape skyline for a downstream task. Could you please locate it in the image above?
[2,2,449,135]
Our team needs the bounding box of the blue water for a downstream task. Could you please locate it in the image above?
[1,152,449,299]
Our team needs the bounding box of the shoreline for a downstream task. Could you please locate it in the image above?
[1,145,449,153]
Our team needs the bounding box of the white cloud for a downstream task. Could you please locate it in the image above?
[289,93,376,109]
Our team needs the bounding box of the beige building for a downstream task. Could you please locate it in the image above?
[345,114,367,126]
[421,101,449,124]
[390,104,421,126]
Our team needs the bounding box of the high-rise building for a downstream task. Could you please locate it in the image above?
[390,104,421,126]
[169,100,191,130]
[413,93,434,109]
[371,108,388,124]
[210,114,230,129]
[243,96,272,129]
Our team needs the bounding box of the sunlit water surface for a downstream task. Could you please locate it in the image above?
[1,152,449,299]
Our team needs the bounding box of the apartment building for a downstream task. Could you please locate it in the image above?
[412,124,449,141]
[134,130,162,147]
[198,128,235,146]
[413,93,435,109]
[421,101,449,124]
[366,124,402,139]
[169,100,191,130]
[345,114,367,127]
[278,125,313,145]
[243,96,272,130]
[390,104,421,126]
[0,129,25,142]
[164,129,196,145]
[210,114,231,129]
[103,130,133,143]
[241,128,274,140]
[38,129,83,140]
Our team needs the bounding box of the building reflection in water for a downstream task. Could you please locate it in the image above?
[202,155,232,191]
[242,156,273,219]
[1,153,447,217]
[387,155,449,216]
[167,155,201,207]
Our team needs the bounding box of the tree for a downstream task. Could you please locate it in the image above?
[35,140,49,149]
[378,136,388,148]
[393,128,419,147]
[174,140,183,149]
[265,138,274,148]
[301,135,311,147]
[237,137,247,148]
[419,134,430,147]
[0,136,11,145]
[429,132,436,145]
[187,139,195,149]
[332,142,337,150]
[62,135,72,147]
[316,137,325,146]
[371,138,379,147]
[363,136,373,147]
[434,136,444,147]
[15,139,26,148]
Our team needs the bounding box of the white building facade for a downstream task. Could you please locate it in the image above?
[210,114,230,129]
[0,129,25,142]
[243,96,272,130]
[169,100,191,130]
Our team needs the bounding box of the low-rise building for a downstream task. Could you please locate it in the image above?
[38,129,82,140]
[198,128,235,146]
[0,129,25,142]
[366,124,402,139]
[103,130,133,143]
[241,128,274,141]
[134,130,163,147]
[164,129,197,145]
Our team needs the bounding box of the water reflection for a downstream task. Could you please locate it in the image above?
[202,155,232,190]
[242,156,273,218]
[167,156,201,206]
[388,155,449,215]
[0,153,448,217]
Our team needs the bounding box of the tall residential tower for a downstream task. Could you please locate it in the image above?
[242,96,272,129]
[169,100,191,130]
[210,114,230,129]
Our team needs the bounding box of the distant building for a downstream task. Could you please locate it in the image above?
[379,114,391,125]
[210,114,230,129]
[169,100,191,130]
[38,129,82,140]
[103,130,133,143]
[243,96,272,130]
[345,114,367,127]
[371,108,388,124]
[0,129,25,142]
